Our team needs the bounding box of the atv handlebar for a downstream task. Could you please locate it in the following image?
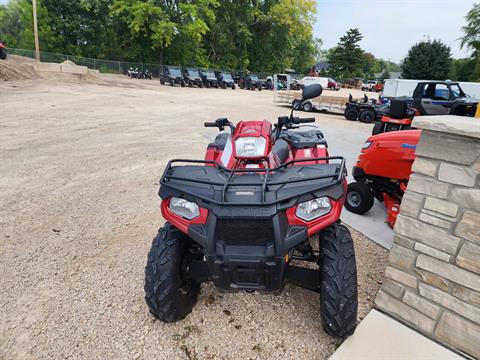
[204,122,217,127]
[293,117,315,124]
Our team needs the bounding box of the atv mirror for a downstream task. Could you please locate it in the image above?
[302,84,322,101]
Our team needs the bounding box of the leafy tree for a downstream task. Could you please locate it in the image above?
[401,40,452,80]
[379,69,391,81]
[460,3,480,81]
[327,28,365,79]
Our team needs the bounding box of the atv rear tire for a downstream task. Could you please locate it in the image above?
[345,182,374,214]
[319,223,358,338]
[144,223,200,322]
[358,110,375,123]
[344,107,358,121]
[232,84,236,90]
[0,48,6,60]
[169,79,175,87]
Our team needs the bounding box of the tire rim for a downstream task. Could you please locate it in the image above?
[347,191,361,207]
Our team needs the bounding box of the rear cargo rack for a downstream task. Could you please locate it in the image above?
[160,157,346,205]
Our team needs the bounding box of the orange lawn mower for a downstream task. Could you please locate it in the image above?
[345,130,421,227]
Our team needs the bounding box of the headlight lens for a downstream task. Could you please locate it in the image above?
[296,197,331,221]
[169,197,200,220]
[235,137,266,157]
[362,141,372,149]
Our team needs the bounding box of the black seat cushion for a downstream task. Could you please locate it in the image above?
[272,139,290,164]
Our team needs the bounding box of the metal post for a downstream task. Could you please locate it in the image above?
[32,0,40,61]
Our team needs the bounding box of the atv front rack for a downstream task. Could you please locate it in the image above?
[159,156,346,205]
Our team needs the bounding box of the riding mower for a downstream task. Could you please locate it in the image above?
[160,66,185,87]
[0,41,7,60]
[345,130,420,227]
[183,68,204,88]
[144,84,358,338]
[371,97,418,135]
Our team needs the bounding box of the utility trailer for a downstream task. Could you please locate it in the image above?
[273,75,347,113]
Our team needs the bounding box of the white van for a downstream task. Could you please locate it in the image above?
[299,76,329,89]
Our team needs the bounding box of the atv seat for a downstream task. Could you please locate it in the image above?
[272,139,289,164]
[389,98,409,119]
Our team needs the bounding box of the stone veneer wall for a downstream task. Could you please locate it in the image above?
[375,115,480,358]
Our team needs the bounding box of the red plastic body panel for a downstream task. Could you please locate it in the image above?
[161,198,209,233]
[356,130,421,181]
[383,192,401,228]
[380,115,412,125]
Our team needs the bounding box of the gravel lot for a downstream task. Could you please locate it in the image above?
[0,79,388,359]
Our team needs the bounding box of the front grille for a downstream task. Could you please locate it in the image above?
[215,219,274,246]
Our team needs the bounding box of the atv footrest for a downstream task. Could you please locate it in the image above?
[285,265,320,293]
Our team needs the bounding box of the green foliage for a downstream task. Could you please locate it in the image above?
[401,40,452,80]
[327,28,365,79]
[0,0,317,73]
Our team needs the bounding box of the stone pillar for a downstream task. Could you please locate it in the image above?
[375,115,480,358]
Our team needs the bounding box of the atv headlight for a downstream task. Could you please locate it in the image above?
[169,197,200,220]
[296,197,331,221]
[235,137,266,157]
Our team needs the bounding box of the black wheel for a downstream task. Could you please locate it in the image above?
[302,101,313,112]
[231,84,236,90]
[188,80,193,87]
[319,223,358,338]
[144,223,200,322]
[344,107,359,121]
[169,79,175,87]
[358,110,375,124]
[0,48,7,60]
[292,99,301,110]
[199,82,204,88]
[345,182,374,214]
[372,122,384,135]
[214,83,219,88]
[180,81,185,87]
[258,86,262,91]
[221,82,227,89]
[160,78,165,85]
[206,82,211,88]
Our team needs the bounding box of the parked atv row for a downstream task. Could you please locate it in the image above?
[144,84,359,339]
[160,65,240,89]
[127,68,153,79]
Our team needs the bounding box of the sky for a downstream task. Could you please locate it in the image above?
[314,0,476,63]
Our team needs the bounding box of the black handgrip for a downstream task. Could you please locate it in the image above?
[299,117,316,123]
[292,117,315,124]
[204,122,217,127]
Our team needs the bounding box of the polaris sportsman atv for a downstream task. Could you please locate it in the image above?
[144,84,358,338]
[183,68,204,88]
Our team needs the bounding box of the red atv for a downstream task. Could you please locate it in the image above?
[0,41,7,60]
[145,85,358,338]
[345,130,420,227]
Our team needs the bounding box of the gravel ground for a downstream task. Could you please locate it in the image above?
[0,79,388,359]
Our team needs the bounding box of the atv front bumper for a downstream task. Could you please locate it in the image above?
[159,158,346,291]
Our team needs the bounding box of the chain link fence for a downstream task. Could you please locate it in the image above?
[8,48,276,80]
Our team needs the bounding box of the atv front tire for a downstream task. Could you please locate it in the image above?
[319,223,358,338]
[144,223,200,322]
[345,182,374,214]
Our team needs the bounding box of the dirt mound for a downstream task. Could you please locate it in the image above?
[4,54,36,64]
[61,59,76,66]
[0,61,38,81]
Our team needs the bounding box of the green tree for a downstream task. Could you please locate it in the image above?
[401,40,452,80]
[327,28,365,79]
[461,3,480,81]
